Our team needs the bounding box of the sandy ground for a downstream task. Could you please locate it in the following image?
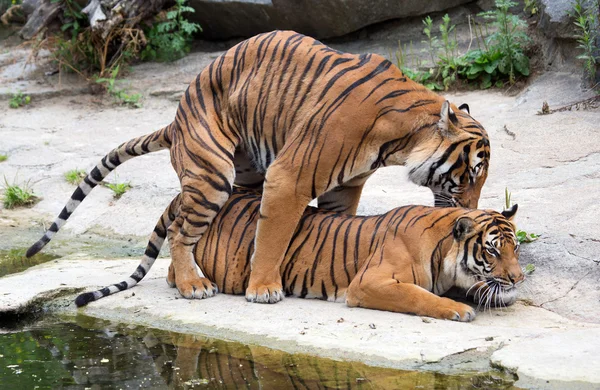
[1,30,599,387]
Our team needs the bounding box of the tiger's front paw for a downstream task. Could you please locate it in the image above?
[245,282,284,304]
[176,275,218,299]
[434,298,476,322]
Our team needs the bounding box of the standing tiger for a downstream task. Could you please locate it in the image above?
[76,188,523,321]
[26,30,490,304]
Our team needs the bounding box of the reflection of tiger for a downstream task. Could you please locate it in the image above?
[28,31,490,304]
[77,188,522,321]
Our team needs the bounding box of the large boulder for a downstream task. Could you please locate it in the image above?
[537,0,599,82]
[188,0,475,39]
[538,0,578,39]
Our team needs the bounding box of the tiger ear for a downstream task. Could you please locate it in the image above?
[458,103,470,114]
[453,217,476,241]
[501,204,518,221]
[439,100,459,134]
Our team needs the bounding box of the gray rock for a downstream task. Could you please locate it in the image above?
[537,0,600,79]
[538,0,577,39]
[188,0,475,39]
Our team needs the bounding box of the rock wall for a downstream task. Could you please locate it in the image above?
[538,0,600,83]
[188,0,475,39]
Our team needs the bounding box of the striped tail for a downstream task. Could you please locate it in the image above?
[25,125,172,258]
[75,194,181,307]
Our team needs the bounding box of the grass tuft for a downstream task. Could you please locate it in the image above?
[64,169,87,185]
[104,181,132,199]
[2,177,38,209]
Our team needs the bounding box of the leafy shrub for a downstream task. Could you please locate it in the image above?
[437,14,462,89]
[141,0,202,62]
[401,1,531,90]
[402,68,442,91]
[570,0,600,83]
[477,0,531,85]
[9,91,31,108]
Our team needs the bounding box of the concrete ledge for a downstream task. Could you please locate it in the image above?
[1,258,599,387]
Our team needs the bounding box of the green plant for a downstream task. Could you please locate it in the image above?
[422,16,439,67]
[458,49,506,89]
[523,263,535,275]
[391,41,442,91]
[104,179,132,199]
[141,0,202,62]
[95,66,142,108]
[64,169,87,185]
[2,177,38,209]
[517,231,540,244]
[504,187,512,210]
[524,0,538,15]
[0,154,7,162]
[570,0,600,83]
[479,0,531,84]
[401,67,443,90]
[9,91,31,108]
[437,14,461,89]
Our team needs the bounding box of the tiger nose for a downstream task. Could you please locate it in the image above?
[508,269,524,284]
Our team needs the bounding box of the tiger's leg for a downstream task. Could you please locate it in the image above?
[346,272,476,321]
[168,147,235,299]
[245,164,312,303]
[317,173,371,214]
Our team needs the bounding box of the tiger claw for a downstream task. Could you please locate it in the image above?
[245,283,284,304]
[176,277,218,299]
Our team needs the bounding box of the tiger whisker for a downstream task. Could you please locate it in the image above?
[474,283,488,311]
[477,283,492,312]
[465,280,482,297]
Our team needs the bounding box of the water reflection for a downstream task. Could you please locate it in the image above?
[0,249,60,277]
[0,315,517,389]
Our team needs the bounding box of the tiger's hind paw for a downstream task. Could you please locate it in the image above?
[245,283,284,304]
[176,276,218,299]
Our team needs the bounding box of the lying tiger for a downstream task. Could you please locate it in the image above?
[77,188,523,321]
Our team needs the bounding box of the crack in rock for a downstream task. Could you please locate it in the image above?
[557,151,600,164]
[566,249,599,264]
[539,270,594,306]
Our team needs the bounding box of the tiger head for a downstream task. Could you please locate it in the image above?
[451,204,523,307]
[408,100,490,209]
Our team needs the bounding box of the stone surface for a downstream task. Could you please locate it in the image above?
[491,330,600,387]
[538,0,577,39]
[2,258,600,387]
[188,0,474,39]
